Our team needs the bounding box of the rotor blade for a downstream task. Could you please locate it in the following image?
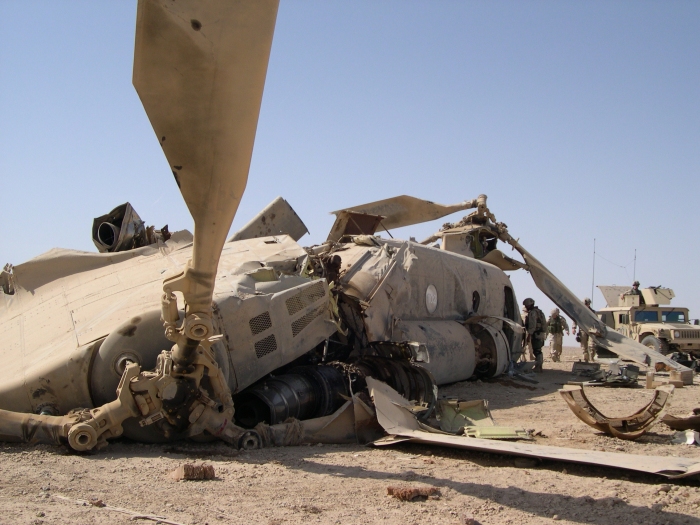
[503,235,688,372]
[331,196,478,231]
[133,0,279,312]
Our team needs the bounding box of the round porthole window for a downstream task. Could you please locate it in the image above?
[426,284,438,314]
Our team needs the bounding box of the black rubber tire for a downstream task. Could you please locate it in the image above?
[641,334,661,352]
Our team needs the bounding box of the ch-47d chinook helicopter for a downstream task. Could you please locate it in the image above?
[0,0,689,454]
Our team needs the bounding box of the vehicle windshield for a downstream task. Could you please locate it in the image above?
[634,311,659,322]
[662,311,686,323]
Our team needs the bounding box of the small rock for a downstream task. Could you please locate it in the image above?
[169,463,215,481]
[36,512,45,518]
[656,484,672,494]
[89,498,106,508]
[386,486,440,501]
[552,515,560,521]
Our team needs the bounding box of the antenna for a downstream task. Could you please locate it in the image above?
[591,238,596,307]
[633,248,636,282]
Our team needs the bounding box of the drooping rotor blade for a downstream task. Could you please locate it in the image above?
[331,196,479,231]
[501,233,688,372]
[133,0,279,316]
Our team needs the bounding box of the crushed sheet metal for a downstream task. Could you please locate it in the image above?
[367,377,700,479]
[438,399,494,433]
[559,384,673,440]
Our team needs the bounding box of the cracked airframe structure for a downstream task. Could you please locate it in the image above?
[0,0,696,479]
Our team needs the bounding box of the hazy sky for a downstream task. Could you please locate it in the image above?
[1,1,698,340]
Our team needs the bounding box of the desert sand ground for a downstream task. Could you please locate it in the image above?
[1,346,699,525]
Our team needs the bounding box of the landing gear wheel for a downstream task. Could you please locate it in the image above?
[237,430,262,450]
[641,335,661,352]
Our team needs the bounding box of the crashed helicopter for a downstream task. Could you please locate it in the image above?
[0,0,695,478]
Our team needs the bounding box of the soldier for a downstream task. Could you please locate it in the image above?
[573,298,597,362]
[521,305,535,360]
[547,308,570,362]
[621,280,645,305]
[523,298,547,372]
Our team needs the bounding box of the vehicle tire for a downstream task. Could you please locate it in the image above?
[641,335,661,352]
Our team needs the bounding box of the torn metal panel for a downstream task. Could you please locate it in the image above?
[228,197,309,242]
[254,393,383,446]
[559,384,673,440]
[331,195,479,231]
[438,399,494,433]
[326,211,386,242]
[368,377,700,479]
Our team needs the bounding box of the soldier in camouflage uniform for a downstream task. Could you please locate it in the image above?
[547,308,570,362]
[573,298,597,362]
[521,305,535,360]
[523,298,547,372]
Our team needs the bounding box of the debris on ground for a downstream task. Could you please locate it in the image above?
[437,398,494,433]
[662,409,700,431]
[647,369,688,388]
[567,363,640,388]
[168,463,215,481]
[370,377,700,477]
[559,384,673,440]
[571,361,601,377]
[437,398,531,439]
[671,430,700,446]
[386,485,440,501]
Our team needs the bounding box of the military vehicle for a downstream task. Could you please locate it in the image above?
[0,0,689,454]
[597,285,700,355]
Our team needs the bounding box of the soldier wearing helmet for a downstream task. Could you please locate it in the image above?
[547,308,570,362]
[573,297,597,362]
[621,281,645,305]
[521,305,535,361]
[522,298,547,372]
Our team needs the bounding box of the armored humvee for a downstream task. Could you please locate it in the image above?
[597,285,700,355]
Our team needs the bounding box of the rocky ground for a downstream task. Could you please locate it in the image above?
[1,346,699,525]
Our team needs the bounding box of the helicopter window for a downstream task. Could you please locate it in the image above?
[634,311,659,322]
[662,311,685,323]
[503,286,515,320]
[472,291,481,313]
